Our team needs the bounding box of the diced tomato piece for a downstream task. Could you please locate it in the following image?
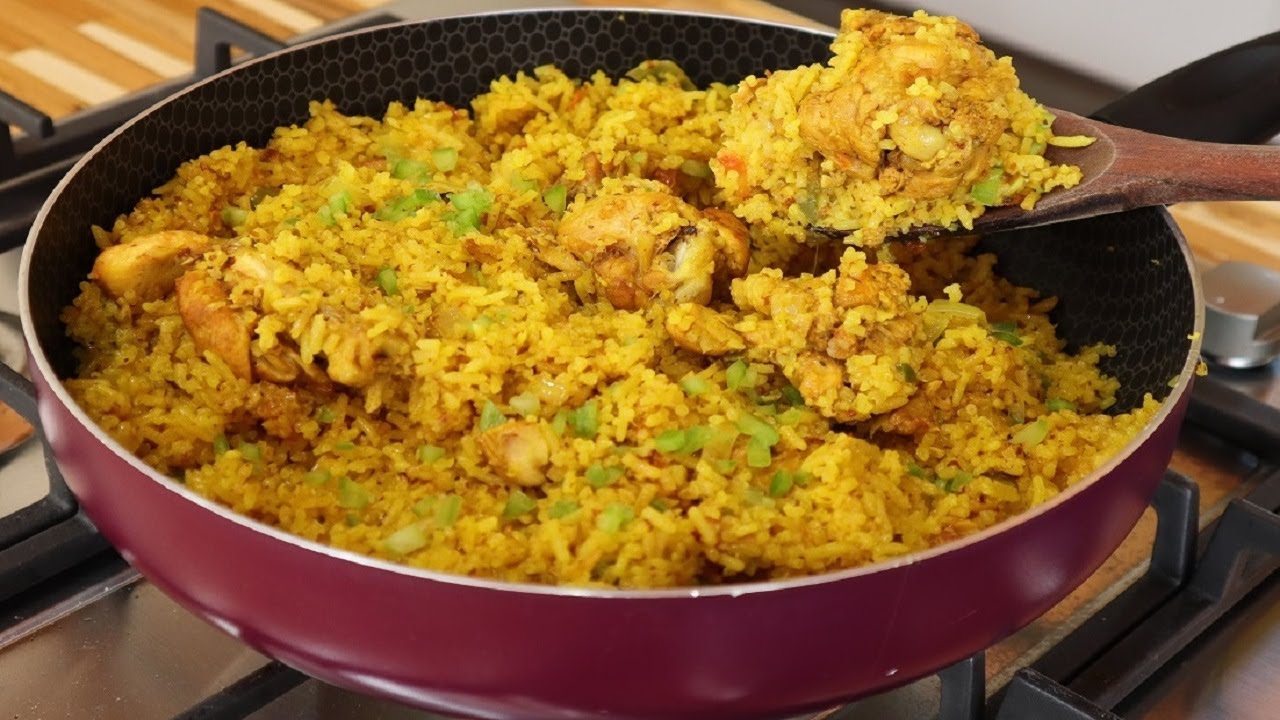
[718,152,746,176]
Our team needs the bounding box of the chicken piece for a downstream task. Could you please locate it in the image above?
[253,344,303,384]
[701,208,751,283]
[828,258,923,357]
[175,271,252,381]
[665,303,745,356]
[834,261,912,309]
[828,317,920,360]
[587,243,646,309]
[662,209,751,304]
[793,351,844,399]
[228,254,321,384]
[797,84,880,179]
[230,252,394,389]
[557,192,693,309]
[791,352,846,405]
[322,319,379,388]
[643,226,717,306]
[229,253,273,283]
[574,153,606,197]
[894,102,1003,200]
[732,270,837,349]
[530,227,587,276]
[711,249,927,423]
[477,421,551,487]
[90,230,213,301]
[869,389,934,438]
[250,382,312,440]
[187,254,300,384]
[0,402,32,453]
[796,10,1016,201]
[254,352,298,384]
[555,192,751,310]
[887,104,948,162]
[253,342,335,389]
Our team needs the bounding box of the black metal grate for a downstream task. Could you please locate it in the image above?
[0,363,109,604]
[171,662,307,720]
[1185,374,1280,461]
[1007,466,1278,717]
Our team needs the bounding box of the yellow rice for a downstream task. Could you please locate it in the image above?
[61,12,1154,589]
[715,9,1090,246]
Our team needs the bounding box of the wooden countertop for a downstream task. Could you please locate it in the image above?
[0,0,378,118]
[3,0,1274,271]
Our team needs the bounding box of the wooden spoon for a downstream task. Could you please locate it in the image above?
[967,109,1280,234]
[833,109,1280,239]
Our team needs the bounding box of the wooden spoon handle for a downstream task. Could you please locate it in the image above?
[979,115,1280,235]
[1109,127,1280,206]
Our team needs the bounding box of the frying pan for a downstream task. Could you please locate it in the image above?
[5,8,1269,719]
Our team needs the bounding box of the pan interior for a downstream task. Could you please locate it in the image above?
[976,213,1195,411]
[28,9,1194,410]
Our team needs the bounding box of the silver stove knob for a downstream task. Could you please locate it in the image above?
[1202,261,1280,369]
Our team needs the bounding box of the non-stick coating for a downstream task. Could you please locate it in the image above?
[22,10,1199,719]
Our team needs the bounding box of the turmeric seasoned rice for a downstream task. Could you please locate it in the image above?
[62,9,1155,588]
[716,9,1092,246]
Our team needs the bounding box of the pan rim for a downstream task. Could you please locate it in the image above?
[18,7,1206,601]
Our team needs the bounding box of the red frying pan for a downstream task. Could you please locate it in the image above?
[9,9,1264,719]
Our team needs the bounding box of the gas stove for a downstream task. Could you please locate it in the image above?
[1,4,1278,720]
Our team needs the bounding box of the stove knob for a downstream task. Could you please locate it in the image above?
[1202,261,1280,369]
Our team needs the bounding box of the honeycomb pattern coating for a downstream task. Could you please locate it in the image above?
[29,10,1194,408]
[977,209,1195,410]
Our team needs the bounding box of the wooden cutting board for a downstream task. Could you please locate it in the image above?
[0,0,1273,271]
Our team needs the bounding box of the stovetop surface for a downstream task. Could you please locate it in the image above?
[1,2,1278,719]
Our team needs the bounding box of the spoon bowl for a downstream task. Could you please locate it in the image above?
[835,109,1280,241]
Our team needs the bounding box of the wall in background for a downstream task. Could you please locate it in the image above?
[876,1,1280,89]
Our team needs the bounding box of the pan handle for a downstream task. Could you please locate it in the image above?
[1091,29,1280,144]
